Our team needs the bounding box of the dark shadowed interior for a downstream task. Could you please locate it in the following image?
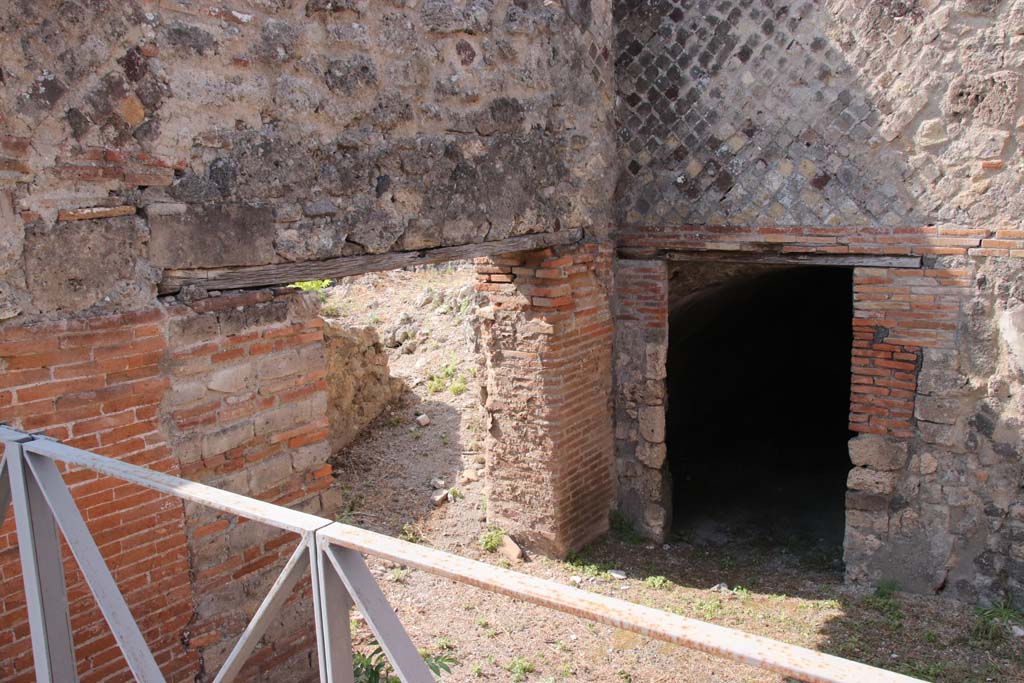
[667,266,855,565]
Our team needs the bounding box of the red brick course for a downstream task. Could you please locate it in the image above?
[0,289,333,682]
[162,289,332,681]
[847,267,969,437]
[617,224,1024,258]
[0,309,200,683]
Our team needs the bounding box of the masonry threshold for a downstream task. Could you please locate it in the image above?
[666,265,855,571]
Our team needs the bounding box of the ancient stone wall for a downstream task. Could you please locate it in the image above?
[322,320,404,453]
[163,288,334,681]
[611,258,669,539]
[1,0,615,321]
[0,1,616,679]
[475,243,616,557]
[1,7,1021,683]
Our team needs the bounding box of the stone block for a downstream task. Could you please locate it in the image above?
[915,396,961,424]
[24,216,152,314]
[0,190,24,276]
[254,399,315,436]
[846,491,889,512]
[202,420,254,457]
[636,441,666,468]
[637,405,665,443]
[149,203,276,269]
[170,313,220,349]
[166,380,209,408]
[258,345,324,381]
[219,302,290,336]
[848,467,898,495]
[644,341,668,379]
[917,420,961,447]
[208,364,252,394]
[847,509,890,534]
[917,452,939,475]
[291,441,330,473]
[848,435,909,471]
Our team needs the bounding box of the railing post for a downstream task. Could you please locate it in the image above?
[5,438,79,683]
[311,532,355,683]
[321,543,434,683]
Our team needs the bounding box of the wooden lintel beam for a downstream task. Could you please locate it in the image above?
[617,248,922,269]
[159,229,584,294]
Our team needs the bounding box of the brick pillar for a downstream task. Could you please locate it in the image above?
[475,243,615,557]
[611,259,670,541]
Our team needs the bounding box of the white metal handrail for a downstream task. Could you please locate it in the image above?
[0,426,923,683]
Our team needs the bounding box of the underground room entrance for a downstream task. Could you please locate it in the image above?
[666,263,854,569]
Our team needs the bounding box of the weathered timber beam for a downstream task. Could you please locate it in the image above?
[159,229,584,294]
[617,248,921,269]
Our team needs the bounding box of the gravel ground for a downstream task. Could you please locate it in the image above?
[321,267,1024,683]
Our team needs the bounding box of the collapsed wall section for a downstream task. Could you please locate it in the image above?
[475,244,615,557]
[323,321,405,454]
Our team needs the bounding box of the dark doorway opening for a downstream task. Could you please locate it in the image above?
[667,266,854,567]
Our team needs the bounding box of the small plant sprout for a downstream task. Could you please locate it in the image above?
[399,523,422,544]
[449,376,468,395]
[507,657,535,682]
[389,567,407,583]
[644,575,670,590]
[288,279,333,302]
[862,580,904,629]
[480,526,504,553]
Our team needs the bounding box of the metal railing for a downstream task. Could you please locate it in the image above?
[0,426,922,683]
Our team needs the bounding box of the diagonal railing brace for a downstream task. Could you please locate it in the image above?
[23,450,166,683]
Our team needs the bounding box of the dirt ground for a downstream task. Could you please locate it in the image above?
[322,268,1024,683]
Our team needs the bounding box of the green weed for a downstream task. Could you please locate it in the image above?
[480,527,505,553]
[644,575,671,590]
[507,657,535,682]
